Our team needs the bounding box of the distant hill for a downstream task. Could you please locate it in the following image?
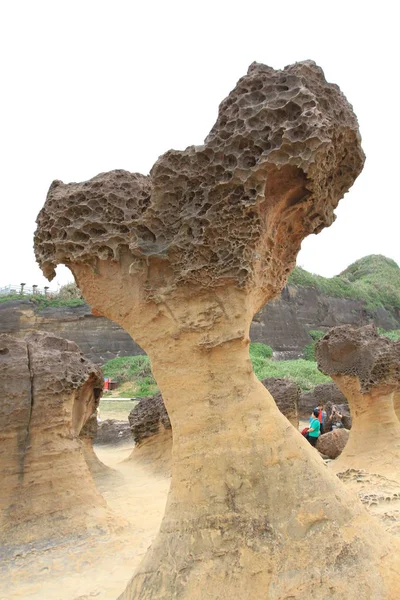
[288,255,400,315]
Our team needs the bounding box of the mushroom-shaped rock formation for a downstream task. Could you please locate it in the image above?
[35,62,400,599]
[299,381,347,417]
[128,393,172,476]
[262,377,299,427]
[316,325,400,478]
[0,332,117,552]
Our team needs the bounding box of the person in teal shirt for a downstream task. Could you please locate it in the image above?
[306,409,321,447]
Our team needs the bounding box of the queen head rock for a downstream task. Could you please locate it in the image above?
[34,62,400,599]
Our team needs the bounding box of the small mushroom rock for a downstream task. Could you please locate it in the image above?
[316,324,400,478]
[128,393,172,477]
[0,331,118,553]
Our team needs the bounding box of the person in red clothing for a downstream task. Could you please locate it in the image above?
[314,402,326,435]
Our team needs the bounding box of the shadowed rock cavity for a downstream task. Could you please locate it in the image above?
[262,377,299,427]
[316,324,400,478]
[80,414,123,485]
[35,62,400,598]
[0,332,117,551]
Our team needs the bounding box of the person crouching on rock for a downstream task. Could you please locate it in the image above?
[306,409,321,447]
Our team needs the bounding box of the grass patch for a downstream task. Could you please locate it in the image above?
[303,330,325,362]
[99,398,138,420]
[0,293,85,308]
[250,355,330,392]
[288,255,400,313]
[103,356,158,398]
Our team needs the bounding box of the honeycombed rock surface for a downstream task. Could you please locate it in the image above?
[35,62,400,599]
[128,393,172,476]
[262,377,299,427]
[0,331,117,553]
[316,324,400,477]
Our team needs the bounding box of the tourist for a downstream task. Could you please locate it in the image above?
[306,409,321,447]
[314,402,326,434]
[330,405,343,430]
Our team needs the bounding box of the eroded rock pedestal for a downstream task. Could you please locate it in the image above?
[316,324,400,477]
[128,393,172,476]
[35,62,400,599]
[0,331,116,552]
[316,325,400,536]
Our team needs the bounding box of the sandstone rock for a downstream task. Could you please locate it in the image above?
[394,390,400,422]
[128,393,171,445]
[35,63,400,599]
[127,393,172,476]
[316,428,349,459]
[262,377,299,427]
[95,418,132,445]
[299,381,347,416]
[316,324,400,479]
[0,331,117,552]
[80,414,123,485]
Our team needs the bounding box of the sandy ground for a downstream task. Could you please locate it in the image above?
[1,443,171,600]
[3,412,400,599]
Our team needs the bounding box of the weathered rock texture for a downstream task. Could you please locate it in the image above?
[2,286,400,364]
[299,381,347,416]
[262,377,299,427]
[35,62,400,599]
[95,418,132,445]
[80,414,122,484]
[316,324,400,478]
[129,393,171,445]
[316,428,349,459]
[0,331,116,551]
[128,394,172,476]
[394,390,400,423]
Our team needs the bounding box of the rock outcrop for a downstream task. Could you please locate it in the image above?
[299,381,347,416]
[2,282,400,364]
[262,377,299,427]
[35,62,400,599]
[95,418,132,445]
[316,324,400,478]
[0,331,117,553]
[128,394,172,476]
[80,414,123,485]
[316,428,349,459]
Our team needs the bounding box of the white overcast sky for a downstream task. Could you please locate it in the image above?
[1,0,399,291]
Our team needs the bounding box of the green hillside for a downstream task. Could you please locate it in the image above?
[288,255,400,313]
